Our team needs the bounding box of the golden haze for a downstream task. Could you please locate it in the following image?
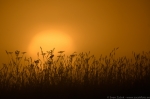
[0,0,150,64]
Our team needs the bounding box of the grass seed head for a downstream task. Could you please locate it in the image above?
[8,52,13,54]
[5,50,8,55]
[22,52,26,54]
[58,51,65,53]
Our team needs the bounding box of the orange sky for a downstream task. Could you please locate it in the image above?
[0,0,150,64]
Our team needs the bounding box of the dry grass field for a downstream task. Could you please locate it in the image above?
[0,47,150,98]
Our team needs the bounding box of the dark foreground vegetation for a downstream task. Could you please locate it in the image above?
[0,47,150,98]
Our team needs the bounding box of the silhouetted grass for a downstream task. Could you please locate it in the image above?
[0,47,150,98]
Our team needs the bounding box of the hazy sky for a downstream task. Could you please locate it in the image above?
[0,0,150,64]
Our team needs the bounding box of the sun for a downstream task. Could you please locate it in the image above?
[28,30,74,60]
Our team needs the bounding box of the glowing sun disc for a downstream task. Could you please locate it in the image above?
[28,30,74,60]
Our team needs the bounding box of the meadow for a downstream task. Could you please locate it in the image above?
[0,47,150,98]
